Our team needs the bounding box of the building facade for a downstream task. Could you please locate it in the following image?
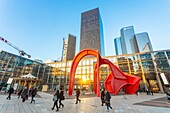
[114,37,122,55]
[62,34,76,61]
[48,49,170,93]
[0,50,51,90]
[132,32,153,53]
[80,8,105,56]
[1,49,170,93]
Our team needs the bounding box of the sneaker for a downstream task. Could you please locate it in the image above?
[51,108,54,110]
[56,109,59,112]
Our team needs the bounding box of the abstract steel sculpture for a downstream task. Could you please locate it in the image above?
[68,49,140,97]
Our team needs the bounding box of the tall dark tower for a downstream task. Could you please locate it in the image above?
[80,8,105,56]
[62,34,76,61]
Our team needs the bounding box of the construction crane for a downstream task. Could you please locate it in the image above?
[0,36,31,58]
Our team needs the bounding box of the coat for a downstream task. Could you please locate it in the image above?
[105,91,111,104]
[22,89,28,98]
[8,87,14,94]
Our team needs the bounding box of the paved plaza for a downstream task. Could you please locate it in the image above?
[0,92,170,113]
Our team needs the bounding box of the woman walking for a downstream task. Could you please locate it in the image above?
[105,91,112,111]
[51,90,60,112]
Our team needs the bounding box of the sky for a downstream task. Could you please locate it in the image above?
[0,0,170,62]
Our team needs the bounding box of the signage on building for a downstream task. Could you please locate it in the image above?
[160,73,169,85]
[7,78,13,84]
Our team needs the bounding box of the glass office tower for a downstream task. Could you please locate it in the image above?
[80,8,105,56]
[120,26,135,54]
[114,37,122,55]
[132,32,153,53]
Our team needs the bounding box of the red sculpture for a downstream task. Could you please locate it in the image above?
[68,49,140,97]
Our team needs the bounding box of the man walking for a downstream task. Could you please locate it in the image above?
[75,88,81,104]
[6,86,14,100]
[59,88,64,108]
[101,88,105,106]
[30,87,37,103]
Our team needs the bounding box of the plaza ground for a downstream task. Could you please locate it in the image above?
[0,91,170,113]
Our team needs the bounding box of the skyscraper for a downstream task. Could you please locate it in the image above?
[120,26,135,54]
[80,8,105,56]
[132,32,153,53]
[62,34,76,61]
[114,37,122,55]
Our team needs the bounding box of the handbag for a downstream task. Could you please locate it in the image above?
[61,96,65,100]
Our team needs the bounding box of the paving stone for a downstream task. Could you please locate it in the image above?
[0,92,170,113]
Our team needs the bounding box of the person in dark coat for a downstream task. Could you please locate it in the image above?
[59,89,64,108]
[6,86,14,100]
[51,90,60,112]
[18,87,23,99]
[30,88,37,103]
[75,88,81,104]
[21,86,28,102]
[101,88,105,106]
[29,87,33,97]
[105,91,112,111]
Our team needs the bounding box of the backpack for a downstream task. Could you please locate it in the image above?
[53,95,58,101]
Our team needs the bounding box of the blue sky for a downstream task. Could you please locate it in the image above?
[0,0,170,61]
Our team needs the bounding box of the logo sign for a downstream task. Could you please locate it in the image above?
[7,78,13,84]
[160,73,169,85]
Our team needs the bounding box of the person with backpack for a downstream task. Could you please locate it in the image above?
[51,90,60,111]
[105,91,112,111]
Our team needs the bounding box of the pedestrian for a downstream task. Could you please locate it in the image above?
[29,87,33,97]
[0,86,2,91]
[17,87,23,99]
[146,88,149,95]
[75,88,81,104]
[136,89,138,96]
[105,91,112,111]
[30,87,37,103]
[151,89,154,96]
[21,86,28,102]
[6,86,14,100]
[101,88,105,106]
[59,88,64,108]
[51,90,60,112]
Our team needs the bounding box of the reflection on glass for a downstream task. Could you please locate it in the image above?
[140,53,152,61]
